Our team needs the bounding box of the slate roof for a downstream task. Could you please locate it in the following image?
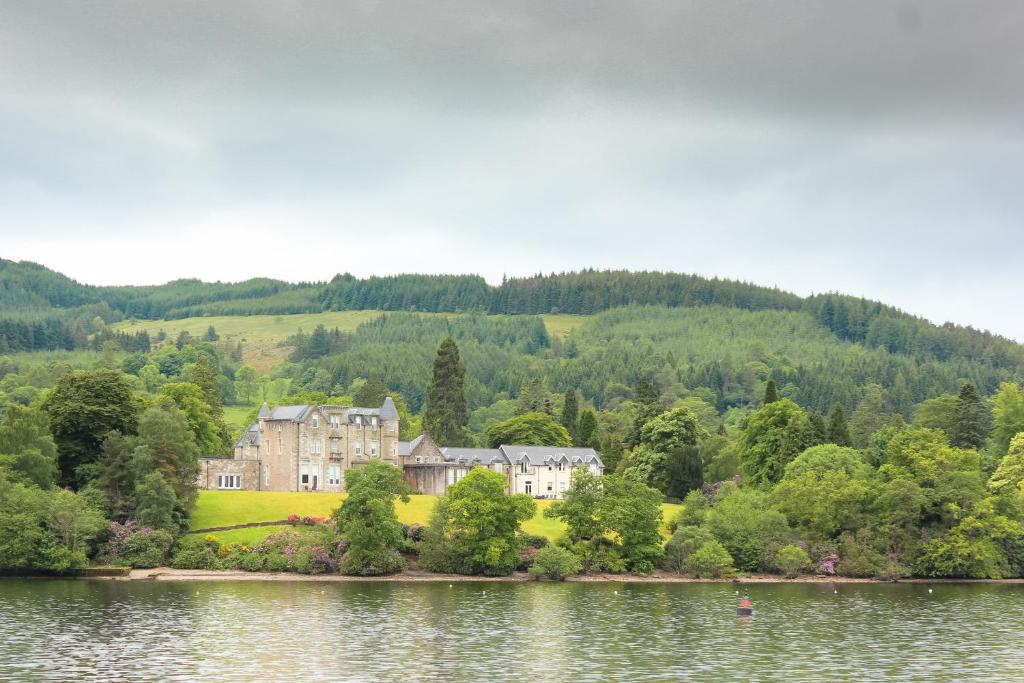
[233,424,261,449]
[496,445,604,468]
[380,396,399,420]
[397,434,426,457]
[439,447,507,465]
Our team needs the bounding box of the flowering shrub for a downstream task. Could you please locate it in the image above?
[287,514,327,527]
[99,521,174,568]
[818,553,839,575]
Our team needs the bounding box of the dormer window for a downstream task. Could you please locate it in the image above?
[371,416,378,431]
[311,415,319,429]
[353,416,362,427]
[330,414,341,428]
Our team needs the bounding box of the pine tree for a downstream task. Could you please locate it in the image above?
[576,409,598,448]
[202,325,219,342]
[763,379,779,405]
[516,378,552,415]
[560,389,579,441]
[809,412,828,445]
[827,405,852,446]
[950,382,990,450]
[185,355,224,424]
[423,337,469,446]
[355,378,389,408]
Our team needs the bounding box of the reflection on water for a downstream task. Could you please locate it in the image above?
[0,580,1021,682]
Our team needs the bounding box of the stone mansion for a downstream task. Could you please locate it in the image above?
[197,398,604,499]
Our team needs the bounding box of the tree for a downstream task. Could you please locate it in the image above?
[704,484,793,572]
[950,383,990,450]
[763,379,779,405]
[333,460,411,575]
[625,378,661,449]
[598,475,664,573]
[989,433,1024,495]
[202,325,219,342]
[96,432,137,521]
[354,378,389,409]
[826,405,852,446]
[774,544,811,577]
[911,394,959,438]
[662,525,715,573]
[234,365,260,404]
[0,405,59,488]
[685,540,734,578]
[850,384,895,448]
[158,383,224,454]
[42,369,138,488]
[133,471,178,531]
[576,409,598,448]
[516,378,552,415]
[420,468,536,576]
[739,399,814,487]
[484,413,572,448]
[639,407,704,454]
[183,355,225,424]
[560,389,579,442]
[663,446,704,500]
[423,337,470,446]
[991,382,1024,455]
[771,445,872,540]
[146,404,201,503]
[545,467,604,542]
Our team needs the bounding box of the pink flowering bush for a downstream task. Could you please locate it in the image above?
[99,521,173,568]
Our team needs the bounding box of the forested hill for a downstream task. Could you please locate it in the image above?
[2,258,1022,377]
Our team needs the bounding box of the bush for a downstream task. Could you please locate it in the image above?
[683,540,734,578]
[239,552,265,572]
[673,490,709,531]
[262,553,289,572]
[662,526,715,574]
[774,544,811,577]
[527,546,582,580]
[100,522,174,568]
[518,532,549,549]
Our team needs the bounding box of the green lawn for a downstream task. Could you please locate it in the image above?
[190,490,680,543]
[538,313,588,339]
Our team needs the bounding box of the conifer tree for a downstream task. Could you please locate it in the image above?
[185,355,224,423]
[626,377,662,448]
[827,405,852,446]
[576,409,598,448]
[808,412,828,445]
[355,377,389,408]
[560,389,579,441]
[423,337,470,446]
[763,379,779,405]
[202,325,219,342]
[950,382,990,450]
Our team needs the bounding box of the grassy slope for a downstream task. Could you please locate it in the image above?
[114,310,587,373]
[190,490,680,543]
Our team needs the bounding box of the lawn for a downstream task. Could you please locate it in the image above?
[538,313,588,339]
[190,490,681,543]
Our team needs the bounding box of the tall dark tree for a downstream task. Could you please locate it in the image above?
[664,445,704,499]
[202,325,219,342]
[185,355,224,424]
[42,369,138,488]
[423,337,470,446]
[950,382,990,450]
[626,377,662,449]
[808,411,828,445]
[827,405,852,446]
[516,378,552,415]
[560,389,579,442]
[763,379,779,405]
[576,409,598,448]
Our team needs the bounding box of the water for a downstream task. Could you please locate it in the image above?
[0,579,1021,682]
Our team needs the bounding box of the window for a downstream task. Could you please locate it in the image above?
[387,422,396,433]
[355,442,362,456]
[217,475,241,489]
[493,463,503,473]
[328,465,341,486]
[370,441,379,457]
[353,416,362,427]
[547,465,553,471]
[391,442,397,456]
[310,438,322,454]
[415,456,423,463]
[331,414,341,428]
[371,416,378,431]
[519,462,529,474]
[331,438,341,454]
[311,415,319,429]
[301,463,310,485]
[547,482,553,492]
[264,467,269,488]
[557,462,565,471]
[525,481,533,495]
[559,481,567,493]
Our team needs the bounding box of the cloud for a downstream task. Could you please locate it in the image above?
[0,1,1022,339]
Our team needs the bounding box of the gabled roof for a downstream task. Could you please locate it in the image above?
[497,445,604,468]
[398,434,426,457]
[261,405,312,422]
[257,402,272,419]
[439,447,507,465]
[234,424,261,449]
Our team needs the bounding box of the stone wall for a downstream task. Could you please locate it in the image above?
[197,458,262,491]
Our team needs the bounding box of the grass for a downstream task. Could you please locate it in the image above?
[190,490,681,544]
[113,309,592,373]
[539,314,588,339]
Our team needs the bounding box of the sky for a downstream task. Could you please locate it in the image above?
[1,2,1022,338]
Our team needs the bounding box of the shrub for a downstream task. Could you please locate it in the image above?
[662,526,715,574]
[100,522,174,568]
[774,544,811,577]
[518,532,549,549]
[340,548,402,576]
[683,540,734,578]
[673,490,709,531]
[527,546,582,580]
[239,552,265,572]
[262,553,289,572]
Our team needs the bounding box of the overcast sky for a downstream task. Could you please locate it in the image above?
[1,2,1022,338]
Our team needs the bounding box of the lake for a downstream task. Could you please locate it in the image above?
[0,580,1021,682]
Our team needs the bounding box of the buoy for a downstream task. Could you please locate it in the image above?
[833,589,838,594]
[737,594,753,616]
[449,584,453,588]
[928,588,933,594]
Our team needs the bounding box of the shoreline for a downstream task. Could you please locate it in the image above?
[79,568,1024,584]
